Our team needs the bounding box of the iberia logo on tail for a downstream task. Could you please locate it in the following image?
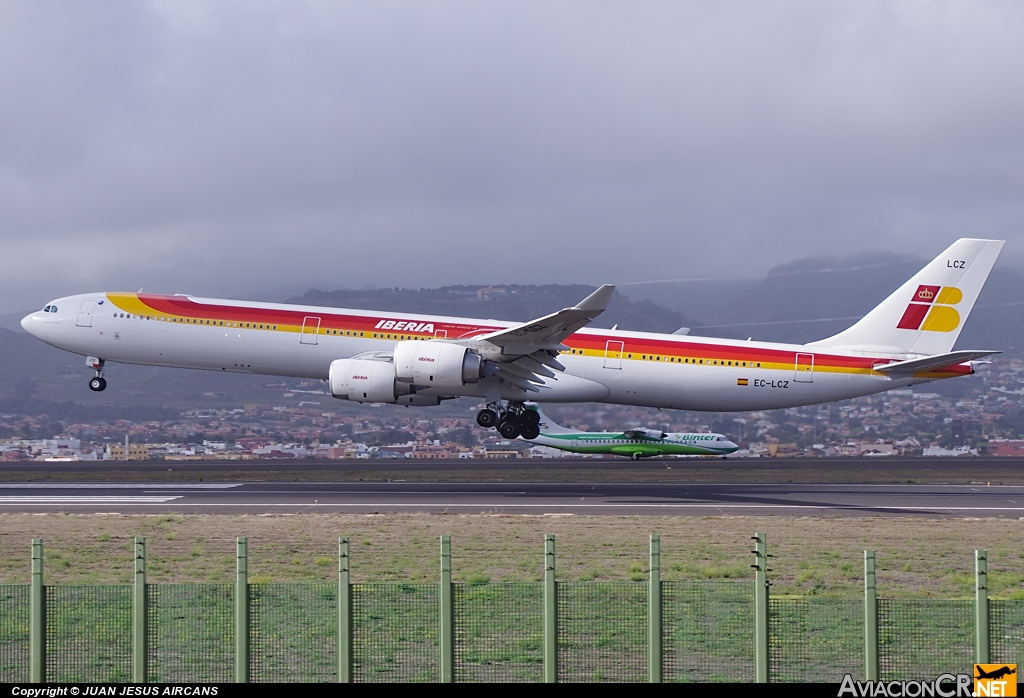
[897,285,963,332]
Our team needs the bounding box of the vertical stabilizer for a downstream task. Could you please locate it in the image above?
[810,238,1004,355]
[526,404,576,435]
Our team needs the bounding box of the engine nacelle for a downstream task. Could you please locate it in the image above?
[329,358,411,403]
[395,394,442,407]
[392,341,484,389]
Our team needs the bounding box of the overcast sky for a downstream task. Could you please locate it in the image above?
[2,1,1023,313]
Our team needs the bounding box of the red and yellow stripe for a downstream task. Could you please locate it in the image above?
[106,293,971,380]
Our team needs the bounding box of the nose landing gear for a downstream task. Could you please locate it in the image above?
[87,357,106,392]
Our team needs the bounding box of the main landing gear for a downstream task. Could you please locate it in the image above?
[88,358,107,392]
[476,402,541,440]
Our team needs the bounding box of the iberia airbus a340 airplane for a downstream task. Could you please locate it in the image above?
[21,238,1003,441]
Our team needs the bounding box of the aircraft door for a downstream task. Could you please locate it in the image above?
[603,340,624,369]
[76,300,96,327]
[300,316,321,345]
[794,352,814,383]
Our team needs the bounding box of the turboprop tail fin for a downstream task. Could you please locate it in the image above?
[809,238,1004,355]
[525,404,576,435]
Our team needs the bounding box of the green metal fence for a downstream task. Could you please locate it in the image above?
[453,582,543,683]
[0,535,1017,683]
[879,599,975,680]
[251,584,336,682]
[769,598,862,682]
[353,583,438,682]
[147,584,234,683]
[0,585,29,682]
[991,600,1024,668]
[45,586,132,683]
[558,581,647,682]
[664,581,753,682]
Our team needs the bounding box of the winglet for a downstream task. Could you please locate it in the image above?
[574,284,615,312]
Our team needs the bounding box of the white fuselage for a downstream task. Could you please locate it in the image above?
[21,292,964,411]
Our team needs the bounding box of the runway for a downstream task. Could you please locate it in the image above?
[1,481,1022,516]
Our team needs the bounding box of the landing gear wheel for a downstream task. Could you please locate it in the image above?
[519,423,540,440]
[631,452,641,460]
[521,409,540,427]
[89,377,107,392]
[476,409,498,429]
[498,419,521,440]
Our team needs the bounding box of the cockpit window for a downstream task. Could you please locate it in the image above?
[43,305,52,312]
[50,306,57,313]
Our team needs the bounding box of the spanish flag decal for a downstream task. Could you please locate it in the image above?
[896,285,962,332]
[737,378,749,386]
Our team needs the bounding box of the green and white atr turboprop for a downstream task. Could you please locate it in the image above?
[521,405,739,459]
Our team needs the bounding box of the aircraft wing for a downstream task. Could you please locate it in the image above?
[873,350,1000,375]
[475,285,615,348]
[467,285,615,391]
[623,428,667,440]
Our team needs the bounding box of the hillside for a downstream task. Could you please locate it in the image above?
[289,284,695,334]
[630,254,1024,352]
[0,286,694,412]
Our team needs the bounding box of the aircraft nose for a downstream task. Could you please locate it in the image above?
[21,312,41,336]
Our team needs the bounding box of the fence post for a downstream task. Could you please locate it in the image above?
[752,532,768,683]
[543,534,557,683]
[30,538,44,683]
[133,537,147,683]
[648,534,663,684]
[338,537,352,683]
[440,535,455,683]
[864,551,879,681]
[235,537,249,683]
[976,549,990,664]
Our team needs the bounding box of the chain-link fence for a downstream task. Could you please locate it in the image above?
[250,584,336,682]
[558,581,647,683]
[769,598,862,682]
[879,599,974,680]
[352,583,437,682]
[0,585,28,682]
[45,586,132,683]
[4,536,1021,684]
[454,582,543,683]
[663,581,753,683]
[147,584,233,683]
[991,599,1024,666]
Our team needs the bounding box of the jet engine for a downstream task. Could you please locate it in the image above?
[329,358,408,403]
[329,358,443,406]
[392,341,485,389]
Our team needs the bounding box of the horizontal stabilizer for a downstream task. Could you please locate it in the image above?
[873,350,1000,374]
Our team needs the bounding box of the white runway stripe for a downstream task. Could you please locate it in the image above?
[0,496,182,503]
[0,484,239,489]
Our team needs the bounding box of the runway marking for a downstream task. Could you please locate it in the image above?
[0,496,182,503]
[0,484,240,489]
[0,501,1022,511]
